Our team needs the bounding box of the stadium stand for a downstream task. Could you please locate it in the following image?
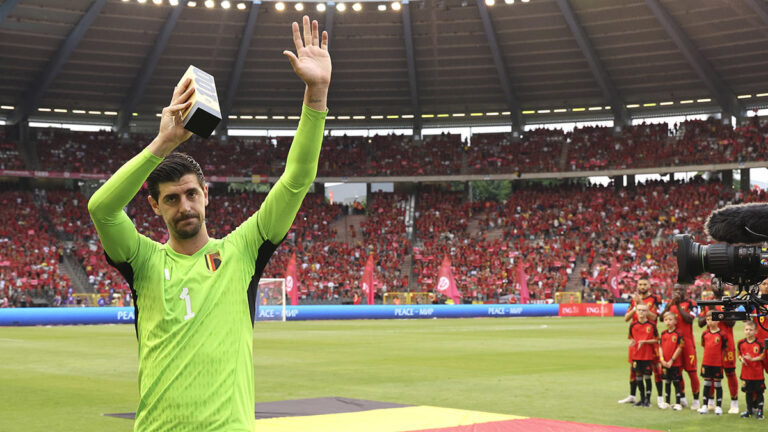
[20,119,768,178]
[0,189,70,307]
[4,117,768,306]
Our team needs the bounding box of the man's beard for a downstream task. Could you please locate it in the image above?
[169,213,203,240]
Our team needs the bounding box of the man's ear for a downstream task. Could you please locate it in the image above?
[204,183,209,207]
[148,195,162,216]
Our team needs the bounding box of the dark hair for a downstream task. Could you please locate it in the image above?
[146,152,205,201]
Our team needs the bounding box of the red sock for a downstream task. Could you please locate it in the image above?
[680,373,686,394]
[687,370,700,395]
[726,371,738,399]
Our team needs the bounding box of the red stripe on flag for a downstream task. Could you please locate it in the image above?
[409,418,660,432]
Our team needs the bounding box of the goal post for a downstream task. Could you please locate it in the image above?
[554,291,582,304]
[255,278,287,322]
[383,292,431,305]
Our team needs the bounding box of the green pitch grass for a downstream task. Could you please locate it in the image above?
[0,317,764,431]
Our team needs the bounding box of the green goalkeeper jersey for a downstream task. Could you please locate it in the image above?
[88,105,326,432]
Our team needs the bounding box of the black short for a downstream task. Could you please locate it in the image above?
[633,360,653,376]
[663,366,682,381]
[742,379,766,393]
[701,365,723,380]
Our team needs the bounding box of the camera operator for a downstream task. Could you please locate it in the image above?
[663,284,700,410]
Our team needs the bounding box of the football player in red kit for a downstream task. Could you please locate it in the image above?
[663,284,699,409]
[754,279,768,375]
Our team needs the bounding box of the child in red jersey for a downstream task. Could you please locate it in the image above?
[659,312,684,410]
[619,278,662,406]
[738,320,765,419]
[698,311,728,415]
[629,304,659,407]
[698,285,739,414]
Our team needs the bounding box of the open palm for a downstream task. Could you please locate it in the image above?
[284,16,332,87]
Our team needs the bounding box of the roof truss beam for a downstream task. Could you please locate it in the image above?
[555,0,628,126]
[402,0,421,124]
[644,0,742,119]
[10,0,108,124]
[744,0,768,27]
[116,2,185,133]
[475,0,523,129]
[218,2,261,133]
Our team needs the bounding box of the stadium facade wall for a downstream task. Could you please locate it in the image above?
[0,303,632,325]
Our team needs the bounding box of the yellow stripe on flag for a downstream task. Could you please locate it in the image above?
[252,406,526,432]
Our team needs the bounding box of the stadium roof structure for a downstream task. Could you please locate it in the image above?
[2,0,768,132]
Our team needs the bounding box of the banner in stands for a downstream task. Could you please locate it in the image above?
[0,303,632,326]
[558,303,614,317]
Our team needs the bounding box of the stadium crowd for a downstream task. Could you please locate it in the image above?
[0,173,756,308]
[3,115,768,307]
[13,117,768,178]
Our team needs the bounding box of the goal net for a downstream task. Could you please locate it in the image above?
[255,278,287,322]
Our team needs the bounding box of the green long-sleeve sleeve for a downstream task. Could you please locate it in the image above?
[88,149,162,263]
[249,104,327,246]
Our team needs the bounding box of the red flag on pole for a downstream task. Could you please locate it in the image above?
[516,260,529,304]
[608,257,621,299]
[361,254,375,305]
[436,255,462,305]
[285,252,299,305]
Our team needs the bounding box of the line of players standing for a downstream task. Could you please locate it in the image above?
[620,278,767,419]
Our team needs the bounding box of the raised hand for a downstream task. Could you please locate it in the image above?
[155,78,195,155]
[283,16,331,88]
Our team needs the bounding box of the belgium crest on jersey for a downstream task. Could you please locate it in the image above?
[205,251,222,272]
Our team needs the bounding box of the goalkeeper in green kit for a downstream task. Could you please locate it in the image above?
[88,17,330,432]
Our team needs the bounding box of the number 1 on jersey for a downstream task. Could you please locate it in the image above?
[180,288,195,321]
